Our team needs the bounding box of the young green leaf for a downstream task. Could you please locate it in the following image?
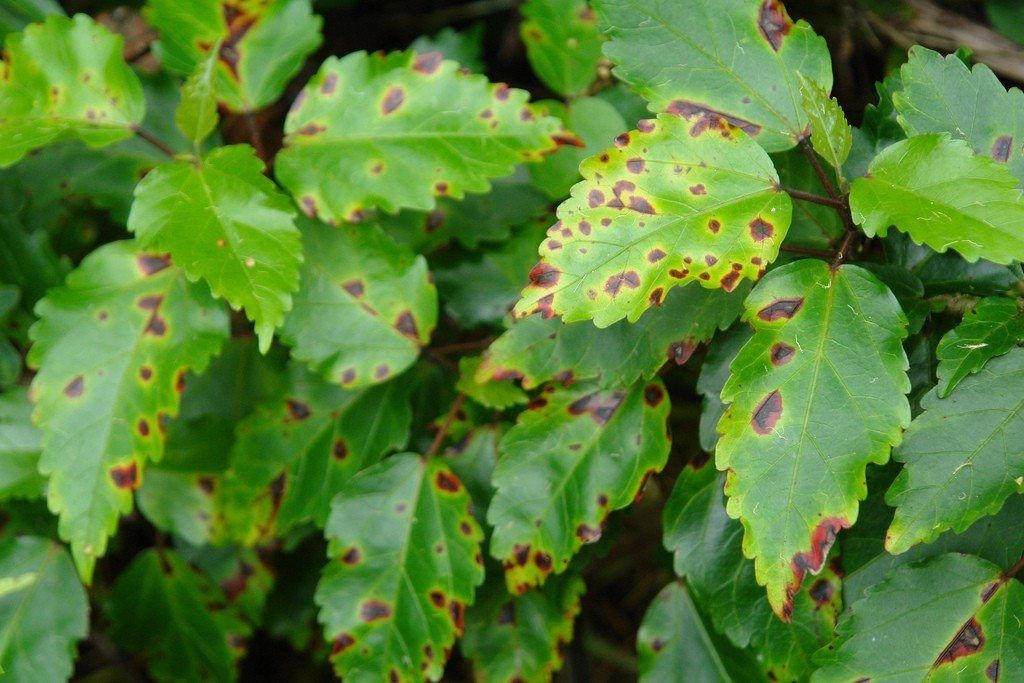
[128,144,302,352]
[0,0,64,40]
[316,453,484,681]
[894,46,1024,184]
[107,549,250,682]
[280,219,436,388]
[520,0,604,98]
[462,571,585,682]
[850,133,1024,265]
[488,379,671,593]
[146,0,323,112]
[514,113,791,327]
[594,0,833,152]
[886,348,1024,554]
[0,14,145,166]
[276,50,567,223]
[457,356,528,410]
[0,388,45,501]
[717,260,910,619]
[936,297,1024,397]
[28,241,229,580]
[798,74,853,174]
[0,536,88,681]
[814,553,1024,682]
[175,46,221,148]
[482,283,746,390]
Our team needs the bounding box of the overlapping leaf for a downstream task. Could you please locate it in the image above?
[28,241,229,580]
[276,49,567,223]
[0,388,45,501]
[814,553,1024,681]
[936,297,1024,396]
[146,0,323,112]
[107,549,249,682]
[520,0,604,97]
[0,14,145,166]
[483,283,746,390]
[696,326,752,452]
[894,47,1024,184]
[515,113,791,326]
[850,133,1024,265]
[281,219,435,388]
[488,379,671,592]
[0,536,88,681]
[316,453,484,681]
[716,260,910,618]
[462,571,585,682]
[798,74,852,175]
[457,357,528,410]
[886,348,1024,554]
[594,0,833,152]
[129,144,301,352]
[221,363,412,543]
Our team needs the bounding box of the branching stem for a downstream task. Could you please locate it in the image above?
[133,127,178,158]
[426,393,466,458]
[782,187,845,209]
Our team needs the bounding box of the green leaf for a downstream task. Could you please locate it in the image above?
[886,348,1024,554]
[894,47,1024,184]
[409,24,486,73]
[175,46,221,149]
[594,0,833,152]
[128,144,302,352]
[520,0,604,97]
[146,0,323,112]
[276,49,566,222]
[697,326,752,452]
[482,283,746,390]
[515,113,791,327]
[0,536,88,681]
[281,219,436,387]
[107,548,249,682]
[220,363,412,543]
[936,297,1024,397]
[28,241,229,580]
[798,74,852,175]
[0,0,64,40]
[813,553,1024,682]
[462,571,585,682]
[716,260,910,618]
[637,582,761,683]
[457,356,528,410]
[488,379,671,592]
[0,388,45,501]
[0,14,145,166]
[985,0,1024,45]
[850,133,1024,265]
[316,453,484,681]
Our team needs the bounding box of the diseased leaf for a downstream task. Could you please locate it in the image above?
[128,144,302,352]
[276,49,566,223]
[281,219,436,388]
[0,14,145,166]
[886,348,1024,554]
[0,536,88,681]
[107,549,249,682]
[520,0,604,97]
[638,582,761,683]
[936,297,1024,397]
[895,47,1024,184]
[0,388,45,501]
[488,379,671,593]
[594,0,833,152]
[850,134,1024,265]
[316,453,484,681]
[483,283,746,390]
[462,571,585,682]
[146,0,323,112]
[717,260,910,618]
[515,113,791,327]
[410,25,486,73]
[221,362,412,544]
[457,356,528,410]
[28,241,229,580]
[798,74,852,174]
[813,553,1024,682]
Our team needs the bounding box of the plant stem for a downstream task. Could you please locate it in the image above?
[799,137,840,200]
[831,229,858,269]
[1005,554,1024,580]
[425,393,466,458]
[243,111,267,163]
[780,245,835,259]
[134,127,178,158]
[782,187,845,209]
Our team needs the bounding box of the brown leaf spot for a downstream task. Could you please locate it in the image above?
[286,399,311,421]
[721,271,740,291]
[626,158,646,173]
[667,340,697,364]
[786,517,850,617]
[534,551,552,572]
[138,294,163,310]
[934,617,985,665]
[667,99,762,137]
[137,418,150,437]
[568,391,625,425]
[649,287,665,305]
[644,383,665,407]
[689,183,706,195]
[64,375,85,398]
[331,633,355,654]
[332,439,348,460]
[297,123,325,136]
[359,600,392,622]
[604,271,641,297]
[637,119,655,133]
[576,524,602,544]
[669,268,689,279]
[494,83,510,101]
[395,311,420,342]
[651,638,666,651]
[414,51,443,74]
[770,342,796,366]
[300,195,317,217]
[110,462,139,489]
[435,181,449,195]
[381,87,405,115]
[139,366,153,382]
[614,133,631,148]
[704,254,718,266]
[751,390,782,434]
[809,579,833,606]
[986,659,1000,682]
[459,521,473,536]
[341,279,365,298]
[749,217,775,241]
[992,136,1013,162]
[341,368,357,384]
[758,298,804,322]
[647,248,666,263]
[449,599,466,633]
[137,254,171,276]
[374,364,390,380]
[758,0,793,51]
[341,547,361,565]
[629,196,656,214]
[429,590,446,607]
[321,73,338,95]
[435,470,461,493]
[588,189,606,207]
[144,315,167,337]
[546,239,562,251]
[579,220,592,235]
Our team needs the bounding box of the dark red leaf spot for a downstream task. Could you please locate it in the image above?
[576,524,602,543]
[986,659,1000,682]
[568,391,624,425]
[331,634,355,654]
[651,638,666,651]
[647,248,666,263]
[598,493,609,506]
[644,383,665,408]
[751,390,783,434]
[667,340,697,364]
[786,517,850,617]
[381,87,405,115]
[429,590,445,607]
[197,477,215,494]
[758,298,804,322]
[459,521,473,536]
[449,600,466,633]
[341,547,361,565]
[749,217,775,241]
[512,544,531,566]
[64,375,85,398]
[751,256,763,265]
[704,254,718,266]
[667,99,762,137]
[604,271,641,297]
[689,183,706,195]
[286,399,311,421]
[137,254,171,276]
[534,551,552,571]
[359,600,392,622]
[626,158,645,173]
[991,136,1013,162]
[395,311,420,342]
[771,342,795,366]
[708,219,721,234]
[528,396,548,410]
[649,287,665,305]
[534,293,556,319]
[435,181,449,195]
[138,366,152,381]
[935,617,985,665]
[615,133,631,148]
[414,51,443,74]
[669,268,689,279]
[758,0,793,51]
[145,314,167,336]
[721,271,740,291]
[435,471,461,493]
[137,419,150,437]
[554,369,574,386]
[809,579,833,606]
[110,462,139,489]
[332,439,349,460]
